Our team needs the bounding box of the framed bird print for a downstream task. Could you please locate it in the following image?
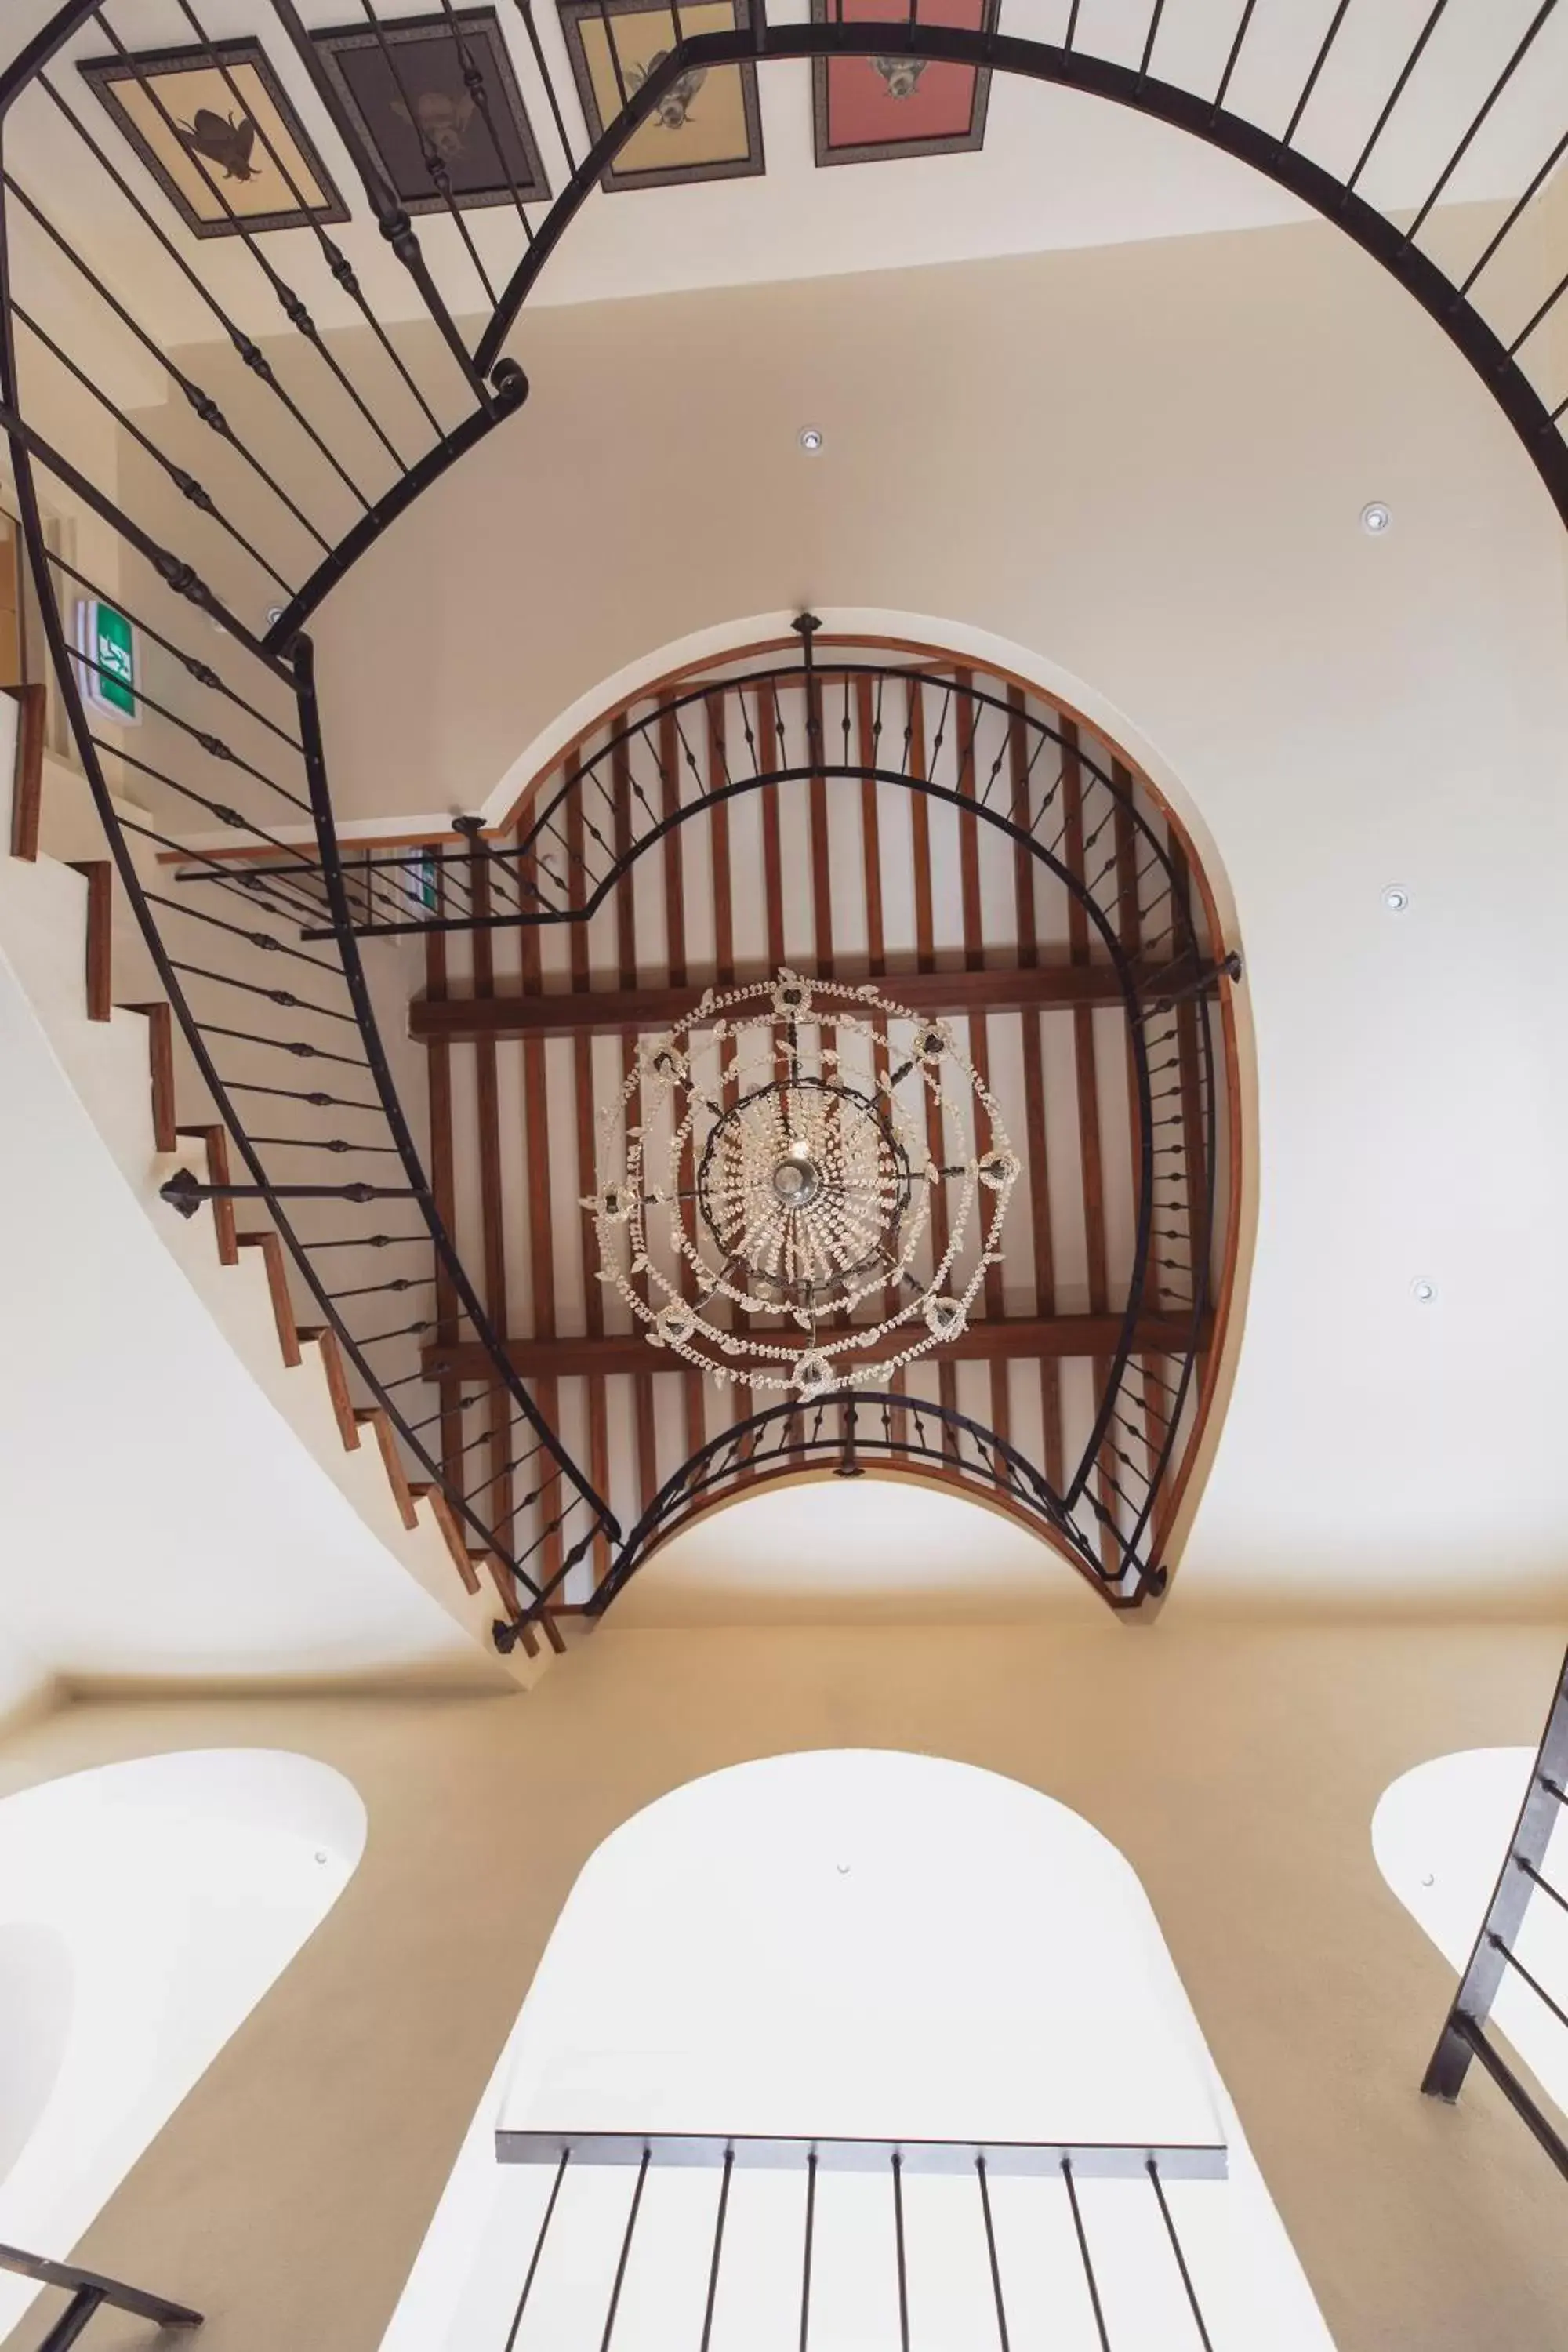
[78,38,348,238]
[810,0,997,167]
[310,10,550,213]
[557,0,764,192]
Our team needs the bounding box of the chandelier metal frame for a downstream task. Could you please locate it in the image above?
[586,970,1020,1400]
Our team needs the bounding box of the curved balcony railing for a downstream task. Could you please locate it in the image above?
[269,641,1225,1610]
[2,0,1563,1637]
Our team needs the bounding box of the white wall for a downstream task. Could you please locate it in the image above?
[293,215,1568,1616]
[0,1748,365,2339]
[382,1749,1333,2351]
[1374,1741,1568,2122]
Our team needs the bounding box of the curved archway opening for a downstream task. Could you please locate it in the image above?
[0,1748,366,2340]
[440,628,1241,1620]
[1374,1748,1568,2122]
[381,1749,1334,2349]
[609,1467,1108,1623]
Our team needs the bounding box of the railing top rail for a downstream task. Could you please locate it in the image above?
[495,2129,1229,2181]
[0,2241,201,2329]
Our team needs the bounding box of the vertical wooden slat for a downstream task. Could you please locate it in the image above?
[1061,722,1116,1565]
[908,677,935,978]
[518,820,561,1592]
[953,673,1007,1440]
[906,678,956,1423]
[1008,690,1062,1486]
[659,703,705,1462]
[612,729,659,1519]
[855,677,901,1367]
[856,677,886,978]
[1113,764,1157,1510]
[759,689,786,974]
[71,859,111,1020]
[9,681,45,860]
[129,999,178,1153]
[807,662,833,978]
[567,750,612,1585]
[469,838,514,1552]
[705,692,748,1449]
[424,871,465,1489]
[658,700,687,989]
[708,692,735,988]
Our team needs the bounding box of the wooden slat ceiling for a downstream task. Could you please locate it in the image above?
[413,643,1232,1602]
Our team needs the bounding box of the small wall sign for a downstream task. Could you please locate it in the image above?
[73,597,140,723]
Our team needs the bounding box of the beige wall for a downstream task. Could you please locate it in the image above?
[3,1617,1567,2352]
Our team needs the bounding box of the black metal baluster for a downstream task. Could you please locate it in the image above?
[503,2147,570,2352]
[270,0,498,409]
[599,2147,651,2351]
[798,2148,818,2352]
[976,2155,1011,2352]
[1403,0,1561,246]
[173,0,423,467]
[1146,2160,1214,2352]
[13,303,294,593]
[355,0,501,304]
[1343,0,1453,194]
[436,0,539,241]
[24,78,335,550]
[699,2146,735,2352]
[1062,2159,1111,2352]
[88,12,377,510]
[890,2151,909,2352]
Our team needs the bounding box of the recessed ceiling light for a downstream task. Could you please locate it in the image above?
[1411,1278,1437,1305]
[1361,501,1392,535]
[1382,884,1410,913]
[798,425,824,454]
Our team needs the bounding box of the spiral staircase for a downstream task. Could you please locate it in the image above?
[3,0,1567,1666]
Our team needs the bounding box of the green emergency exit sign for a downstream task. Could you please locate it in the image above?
[74,597,138,722]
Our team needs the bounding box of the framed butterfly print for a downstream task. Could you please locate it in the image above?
[810,0,997,167]
[557,0,764,192]
[310,10,551,213]
[78,38,349,238]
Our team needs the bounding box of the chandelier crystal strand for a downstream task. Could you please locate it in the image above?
[585,972,1019,1398]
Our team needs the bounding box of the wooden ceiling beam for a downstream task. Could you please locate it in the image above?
[409,960,1200,1044]
[422,1311,1211,1385]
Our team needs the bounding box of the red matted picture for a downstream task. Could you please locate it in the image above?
[811,0,997,168]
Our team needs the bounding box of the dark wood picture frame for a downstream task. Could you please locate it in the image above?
[310,8,551,213]
[557,0,764,193]
[809,0,998,168]
[78,37,349,238]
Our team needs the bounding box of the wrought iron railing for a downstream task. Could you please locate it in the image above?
[0,2239,201,2351]
[2,0,1566,1635]
[1423,1646,1568,2180]
[494,2129,1228,2350]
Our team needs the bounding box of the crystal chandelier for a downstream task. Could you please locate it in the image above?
[585,971,1018,1398]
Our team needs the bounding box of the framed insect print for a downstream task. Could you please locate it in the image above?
[810,0,997,167]
[310,9,550,213]
[78,39,348,238]
[557,0,764,192]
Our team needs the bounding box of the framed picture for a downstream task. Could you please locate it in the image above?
[557,0,764,192]
[811,0,996,168]
[78,38,348,238]
[310,9,550,213]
